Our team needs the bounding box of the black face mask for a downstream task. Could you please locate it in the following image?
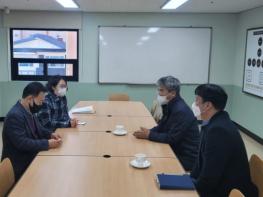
[29,100,42,114]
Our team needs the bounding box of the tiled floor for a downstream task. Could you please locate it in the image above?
[0,121,262,161]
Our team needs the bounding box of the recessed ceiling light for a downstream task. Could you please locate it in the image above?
[147,28,160,33]
[161,0,189,10]
[141,36,150,41]
[56,0,79,8]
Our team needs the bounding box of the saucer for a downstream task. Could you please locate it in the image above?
[112,130,128,136]
[130,159,151,169]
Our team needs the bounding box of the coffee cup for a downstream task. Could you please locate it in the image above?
[115,125,124,132]
[134,153,147,165]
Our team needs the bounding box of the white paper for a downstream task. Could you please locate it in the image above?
[77,121,87,125]
[70,106,95,114]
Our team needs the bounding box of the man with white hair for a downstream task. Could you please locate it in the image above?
[133,76,200,171]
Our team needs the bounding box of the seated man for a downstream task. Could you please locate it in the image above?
[133,76,200,171]
[191,84,258,197]
[1,82,62,181]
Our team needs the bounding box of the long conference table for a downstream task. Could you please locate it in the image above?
[9,101,198,197]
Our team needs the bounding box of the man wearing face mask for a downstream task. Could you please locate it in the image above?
[133,76,200,171]
[37,75,77,131]
[1,82,62,181]
[191,84,258,197]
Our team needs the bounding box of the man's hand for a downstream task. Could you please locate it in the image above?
[133,127,150,139]
[48,138,62,149]
[70,118,78,128]
[51,133,61,140]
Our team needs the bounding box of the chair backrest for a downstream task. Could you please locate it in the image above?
[0,158,15,196]
[150,99,163,123]
[229,189,245,197]
[250,154,263,197]
[108,93,130,101]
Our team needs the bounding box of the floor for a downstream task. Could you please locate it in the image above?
[0,122,262,161]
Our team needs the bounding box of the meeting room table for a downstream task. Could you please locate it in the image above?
[9,101,199,197]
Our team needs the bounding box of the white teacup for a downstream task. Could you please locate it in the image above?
[115,125,124,132]
[134,153,147,164]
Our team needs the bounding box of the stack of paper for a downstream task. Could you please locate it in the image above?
[70,106,95,114]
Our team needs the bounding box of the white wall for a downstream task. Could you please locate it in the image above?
[0,11,237,84]
[3,11,82,28]
[233,6,263,87]
[230,6,263,139]
[81,12,237,84]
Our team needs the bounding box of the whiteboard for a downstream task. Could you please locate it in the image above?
[243,27,263,97]
[99,27,211,84]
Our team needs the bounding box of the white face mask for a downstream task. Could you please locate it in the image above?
[192,102,201,117]
[57,87,67,97]
[157,95,168,105]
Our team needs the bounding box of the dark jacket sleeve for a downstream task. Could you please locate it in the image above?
[150,123,161,133]
[149,110,193,145]
[34,115,52,139]
[5,114,49,152]
[194,127,231,194]
[190,160,199,179]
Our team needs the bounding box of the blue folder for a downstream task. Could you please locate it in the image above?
[156,174,195,190]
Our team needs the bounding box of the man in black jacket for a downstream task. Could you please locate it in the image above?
[1,82,62,181]
[133,76,200,171]
[191,84,258,197]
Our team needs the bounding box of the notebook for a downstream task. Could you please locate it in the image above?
[156,174,195,190]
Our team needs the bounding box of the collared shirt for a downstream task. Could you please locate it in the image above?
[201,120,209,127]
[36,92,70,131]
[27,114,38,139]
[20,101,39,139]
